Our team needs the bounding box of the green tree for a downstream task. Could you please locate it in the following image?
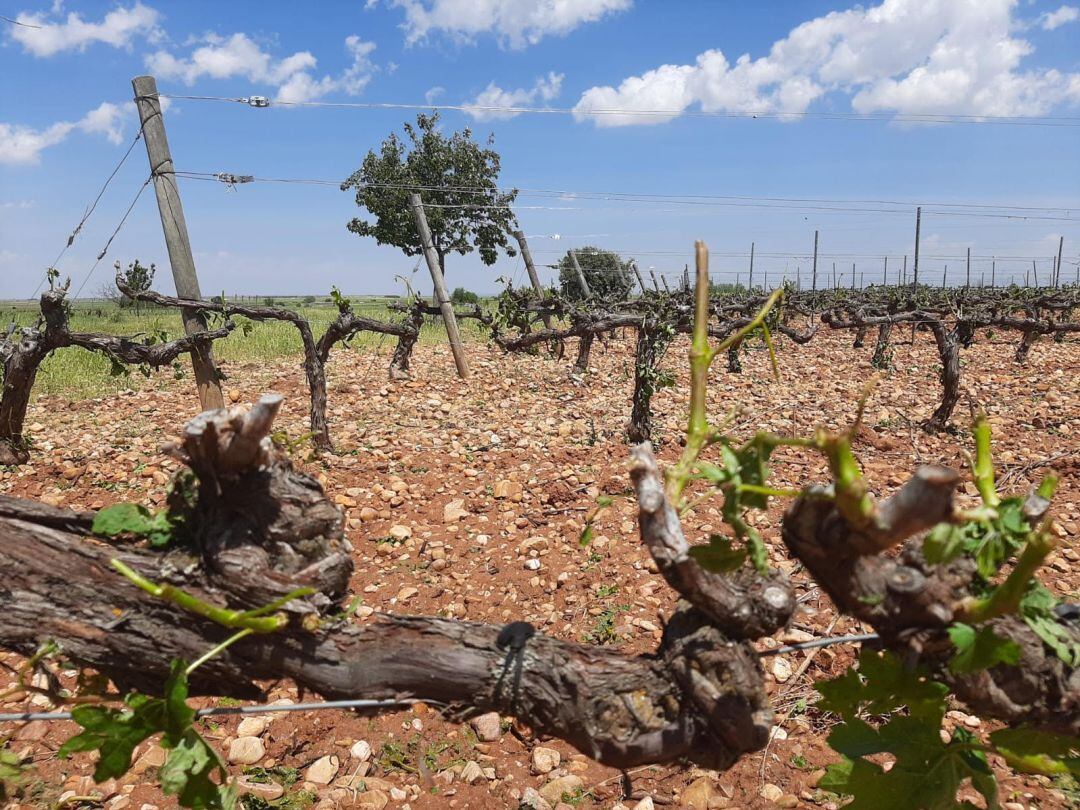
[558,248,635,301]
[118,260,156,311]
[450,287,480,305]
[341,112,518,275]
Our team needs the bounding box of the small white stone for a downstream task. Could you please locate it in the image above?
[305,755,340,785]
[350,739,372,762]
[236,717,268,737]
[470,711,503,741]
[227,736,265,765]
[524,558,542,571]
[531,746,561,774]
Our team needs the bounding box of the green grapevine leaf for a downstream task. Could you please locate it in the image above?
[92,503,174,548]
[989,727,1080,777]
[59,694,164,781]
[688,534,747,573]
[816,650,948,724]
[947,623,1021,675]
[0,741,26,792]
[821,717,997,809]
[1020,584,1080,667]
[923,523,967,565]
[160,730,235,809]
[60,661,234,808]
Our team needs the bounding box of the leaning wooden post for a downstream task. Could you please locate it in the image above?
[408,193,469,378]
[131,75,224,410]
[748,241,755,289]
[648,268,660,291]
[912,206,922,290]
[569,250,592,297]
[1054,236,1064,288]
[513,230,553,329]
[630,260,647,293]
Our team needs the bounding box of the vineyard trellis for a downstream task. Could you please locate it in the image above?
[1,246,1077,810]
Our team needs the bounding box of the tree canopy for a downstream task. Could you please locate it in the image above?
[558,247,636,300]
[341,112,518,274]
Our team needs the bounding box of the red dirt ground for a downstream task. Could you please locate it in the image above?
[2,329,1078,809]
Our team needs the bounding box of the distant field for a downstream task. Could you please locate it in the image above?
[3,295,489,399]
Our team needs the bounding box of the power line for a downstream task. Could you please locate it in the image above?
[29,130,146,300]
[171,171,1080,221]
[70,175,154,300]
[156,93,1080,128]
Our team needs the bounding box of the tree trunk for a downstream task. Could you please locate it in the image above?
[726,340,743,373]
[871,322,893,370]
[389,299,425,380]
[573,333,594,374]
[853,324,869,348]
[923,317,962,433]
[1014,328,1039,364]
[0,326,49,465]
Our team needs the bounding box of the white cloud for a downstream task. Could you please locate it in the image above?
[0,102,126,166]
[574,0,1080,126]
[464,72,564,120]
[382,0,631,48]
[10,2,162,57]
[1040,5,1079,30]
[425,85,445,104]
[147,33,377,104]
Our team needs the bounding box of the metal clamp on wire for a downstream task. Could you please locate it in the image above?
[215,173,255,191]
[242,96,271,108]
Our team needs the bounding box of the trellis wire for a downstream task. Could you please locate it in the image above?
[0,633,885,723]
[0,697,418,724]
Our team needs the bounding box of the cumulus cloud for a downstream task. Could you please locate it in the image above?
[574,0,1080,126]
[146,34,377,103]
[9,2,162,57]
[380,0,631,48]
[464,71,563,120]
[0,102,126,166]
[1039,5,1079,30]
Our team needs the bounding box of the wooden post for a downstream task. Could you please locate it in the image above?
[408,193,469,378]
[748,242,755,290]
[1032,259,1039,287]
[811,230,819,291]
[660,275,671,293]
[883,256,888,286]
[682,264,691,291]
[965,247,970,288]
[569,250,592,297]
[912,206,922,289]
[630,260,647,293]
[992,258,996,288]
[131,75,223,410]
[902,255,907,286]
[851,262,856,290]
[648,268,660,291]
[513,230,552,329]
[1054,236,1064,288]
[941,265,947,289]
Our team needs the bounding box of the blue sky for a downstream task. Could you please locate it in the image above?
[2,0,1079,298]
